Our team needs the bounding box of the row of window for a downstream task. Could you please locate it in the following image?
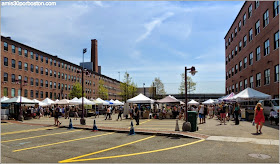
[226,65,279,94]
[226,31,279,65]
[225,1,279,49]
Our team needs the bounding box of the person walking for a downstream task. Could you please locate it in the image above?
[74,107,79,120]
[116,107,123,121]
[269,109,279,125]
[134,105,140,125]
[54,107,62,126]
[234,103,240,125]
[220,102,226,125]
[105,106,111,120]
[129,106,134,120]
[253,103,265,134]
[198,105,204,124]
[65,106,70,119]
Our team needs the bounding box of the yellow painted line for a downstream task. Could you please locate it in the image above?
[1,127,57,136]
[59,135,155,163]
[1,123,13,125]
[2,130,83,143]
[127,119,152,129]
[13,132,114,152]
[61,139,205,163]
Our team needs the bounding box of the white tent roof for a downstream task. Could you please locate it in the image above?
[55,99,59,102]
[33,99,48,106]
[94,98,109,105]
[232,87,271,102]
[1,96,9,102]
[52,99,70,105]
[2,96,36,104]
[127,93,154,104]
[188,100,199,105]
[202,99,215,105]
[180,101,185,105]
[70,97,95,105]
[42,98,54,105]
[70,97,78,101]
[114,100,124,105]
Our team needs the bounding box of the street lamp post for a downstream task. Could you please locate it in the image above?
[16,78,27,121]
[80,48,87,125]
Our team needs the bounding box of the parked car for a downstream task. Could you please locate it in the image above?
[258,99,279,116]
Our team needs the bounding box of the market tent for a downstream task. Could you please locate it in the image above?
[157,95,180,103]
[70,97,78,101]
[188,100,199,105]
[55,99,59,102]
[1,96,9,102]
[70,97,95,105]
[127,93,154,104]
[223,93,235,101]
[105,100,113,105]
[52,99,70,105]
[180,101,185,105]
[2,96,36,104]
[232,87,271,102]
[95,98,109,105]
[42,98,54,106]
[114,100,124,105]
[202,99,215,105]
[32,99,48,106]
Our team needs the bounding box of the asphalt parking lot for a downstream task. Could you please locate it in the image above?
[1,122,279,163]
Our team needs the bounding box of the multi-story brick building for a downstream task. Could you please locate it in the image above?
[225,1,279,98]
[1,36,121,100]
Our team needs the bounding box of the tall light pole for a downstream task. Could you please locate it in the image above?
[80,48,87,125]
[15,78,27,121]
[126,73,129,102]
[143,83,145,96]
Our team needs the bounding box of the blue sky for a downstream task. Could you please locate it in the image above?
[1,1,244,94]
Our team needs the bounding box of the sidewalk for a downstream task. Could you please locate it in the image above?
[2,114,279,145]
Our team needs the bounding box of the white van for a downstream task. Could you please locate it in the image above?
[258,99,279,116]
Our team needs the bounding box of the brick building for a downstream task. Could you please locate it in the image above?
[225,1,279,98]
[1,36,121,100]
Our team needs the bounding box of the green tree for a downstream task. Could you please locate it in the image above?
[98,79,108,99]
[119,71,138,101]
[150,77,166,99]
[69,82,83,99]
[178,73,196,95]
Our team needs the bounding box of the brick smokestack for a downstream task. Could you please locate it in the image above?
[91,39,98,72]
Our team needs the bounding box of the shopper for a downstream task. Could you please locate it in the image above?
[198,105,204,124]
[269,109,279,125]
[234,103,240,125]
[220,102,226,125]
[116,107,123,121]
[253,103,265,134]
[54,106,62,126]
[74,107,79,120]
[134,105,140,125]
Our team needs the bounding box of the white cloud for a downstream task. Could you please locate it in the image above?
[94,1,104,7]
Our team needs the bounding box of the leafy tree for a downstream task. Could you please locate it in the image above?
[119,71,138,101]
[178,73,196,95]
[69,82,83,99]
[98,79,108,99]
[149,77,166,99]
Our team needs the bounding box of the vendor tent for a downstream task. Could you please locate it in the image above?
[114,100,124,105]
[127,93,154,104]
[232,87,271,102]
[180,101,185,105]
[202,99,215,105]
[188,100,199,105]
[70,97,95,105]
[95,98,109,105]
[2,96,36,104]
[52,99,70,105]
[157,95,180,103]
[42,98,54,106]
[223,93,235,101]
[1,96,9,102]
[32,99,48,106]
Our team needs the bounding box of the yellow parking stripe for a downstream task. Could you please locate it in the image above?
[59,135,155,163]
[127,119,152,128]
[2,130,83,143]
[1,123,13,125]
[61,139,205,163]
[13,132,114,152]
[1,127,57,136]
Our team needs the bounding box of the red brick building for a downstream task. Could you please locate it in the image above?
[1,36,121,100]
[225,1,279,98]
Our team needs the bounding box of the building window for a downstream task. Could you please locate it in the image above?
[45,92,48,98]
[36,78,39,86]
[50,92,52,99]
[239,61,242,71]
[24,63,28,71]
[226,57,228,65]
[232,85,235,93]
[40,79,43,87]
[4,57,8,66]
[4,42,8,51]
[54,60,56,66]
[243,13,246,25]
[40,67,43,74]
[50,81,52,88]
[24,89,28,97]
[232,67,234,76]
[249,52,253,65]
[58,72,60,78]
[264,39,270,56]
[248,4,252,18]
[234,27,237,36]
[35,66,38,73]
[54,71,56,77]
[30,64,34,72]
[3,87,8,96]
[239,81,243,91]
[58,62,60,67]
[256,73,261,87]
[30,78,34,86]
[249,29,253,41]
[274,1,279,17]
[36,90,39,98]
[264,69,270,85]
[4,72,8,81]
[226,72,228,80]
[65,84,67,90]
[235,83,238,92]
[12,45,15,53]
[228,54,231,62]
[45,80,49,88]
[50,59,52,65]
[40,55,43,62]
[58,83,60,89]
[50,70,52,76]
[11,88,15,97]
[11,74,15,82]
[231,50,234,59]
[235,46,237,55]
[11,59,16,68]
[30,52,34,59]
[61,63,64,68]
[36,54,39,60]
[255,1,259,9]
[65,74,67,80]
[238,21,241,31]
[30,90,34,98]
[275,65,279,82]
[243,35,247,47]
[54,82,56,89]
[46,57,48,64]
[18,61,22,69]
[239,41,242,51]
[24,76,28,83]
[18,75,21,80]
[244,57,247,69]
[255,46,260,61]
[250,76,254,88]
[255,20,260,35]
[263,10,269,27]
[40,91,43,98]
[18,47,22,55]
[275,31,279,49]
[24,50,28,57]
[235,64,238,74]
[228,38,231,45]
[45,68,48,75]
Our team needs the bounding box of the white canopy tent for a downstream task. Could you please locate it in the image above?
[231,87,271,102]
[202,99,215,105]
[127,93,154,104]
[52,99,70,105]
[2,96,36,104]
[1,96,9,102]
[95,98,110,105]
[32,99,48,106]
[114,100,124,105]
[70,97,95,105]
[187,100,199,105]
[180,101,185,105]
[42,98,54,106]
